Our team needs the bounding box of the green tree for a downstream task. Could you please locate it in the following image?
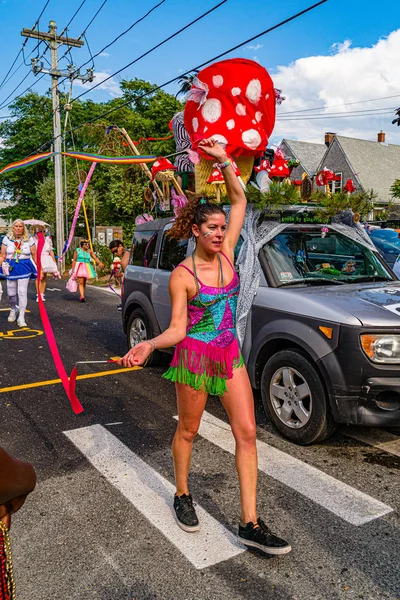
[0,79,183,237]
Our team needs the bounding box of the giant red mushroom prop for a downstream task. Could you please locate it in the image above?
[184,58,276,195]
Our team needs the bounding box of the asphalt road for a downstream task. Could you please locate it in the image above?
[0,280,399,600]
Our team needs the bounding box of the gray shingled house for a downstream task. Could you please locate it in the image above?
[280,132,400,205]
[315,132,400,204]
[279,139,326,181]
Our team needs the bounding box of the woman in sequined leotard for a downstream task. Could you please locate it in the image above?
[120,138,291,555]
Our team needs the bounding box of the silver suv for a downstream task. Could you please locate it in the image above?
[122,214,400,445]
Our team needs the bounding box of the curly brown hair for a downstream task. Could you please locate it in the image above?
[169,195,226,239]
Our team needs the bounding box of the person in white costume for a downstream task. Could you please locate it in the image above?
[0,219,37,327]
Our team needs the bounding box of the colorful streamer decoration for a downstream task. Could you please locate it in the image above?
[0,151,157,176]
[62,151,156,164]
[0,152,53,175]
[36,232,84,415]
[59,161,97,260]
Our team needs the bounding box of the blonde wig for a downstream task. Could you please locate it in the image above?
[7,219,30,242]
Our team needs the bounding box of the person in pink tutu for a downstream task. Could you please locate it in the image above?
[33,225,60,302]
[71,240,103,302]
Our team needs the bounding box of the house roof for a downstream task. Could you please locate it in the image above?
[332,136,400,202]
[281,139,326,176]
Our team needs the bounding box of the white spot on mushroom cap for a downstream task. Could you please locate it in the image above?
[231,87,241,96]
[212,134,228,147]
[252,120,256,125]
[204,126,208,132]
[192,117,199,132]
[236,104,246,116]
[242,129,262,150]
[226,119,235,130]
[246,79,262,104]
[212,75,223,88]
[265,94,269,100]
[255,111,263,122]
[153,161,160,167]
[201,98,222,123]
[278,166,283,171]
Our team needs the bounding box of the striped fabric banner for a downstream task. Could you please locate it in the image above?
[0,151,157,176]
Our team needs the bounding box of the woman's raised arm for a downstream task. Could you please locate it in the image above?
[198,138,246,253]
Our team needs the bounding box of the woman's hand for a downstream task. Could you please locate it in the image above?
[118,341,153,367]
[98,262,104,269]
[198,137,228,163]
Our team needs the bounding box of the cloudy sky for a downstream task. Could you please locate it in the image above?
[0,0,399,147]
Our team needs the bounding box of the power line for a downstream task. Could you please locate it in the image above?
[278,93,400,116]
[0,71,32,109]
[0,0,51,90]
[277,106,399,120]
[0,74,47,111]
[277,111,395,121]
[71,0,228,103]
[79,0,108,38]
[33,0,328,153]
[58,0,166,79]
[59,0,88,36]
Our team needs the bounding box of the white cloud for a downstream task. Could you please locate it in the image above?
[247,43,263,51]
[271,29,400,146]
[99,52,110,57]
[73,71,122,97]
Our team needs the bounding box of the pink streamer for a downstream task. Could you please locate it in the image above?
[59,161,97,261]
[37,232,84,414]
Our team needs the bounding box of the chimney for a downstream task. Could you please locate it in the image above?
[377,130,386,143]
[324,132,336,147]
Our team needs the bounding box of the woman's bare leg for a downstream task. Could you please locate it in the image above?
[77,277,85,299]
[173,383,208,496]
[39,273,47,295]
[221,366,258,523]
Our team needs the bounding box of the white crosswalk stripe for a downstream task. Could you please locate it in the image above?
[64,424,245,570]
[179,412,393,526]
[340,426,400,458]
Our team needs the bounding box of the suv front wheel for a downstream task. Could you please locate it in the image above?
[127,308,161,367]
[261,349,337,445]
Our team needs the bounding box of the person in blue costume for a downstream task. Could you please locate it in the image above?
[0,219,37,327]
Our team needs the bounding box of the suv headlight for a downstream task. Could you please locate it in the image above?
[361,334,400,364]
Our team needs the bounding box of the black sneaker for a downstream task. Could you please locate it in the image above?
[173,494,200,533]
[238,517,291,556]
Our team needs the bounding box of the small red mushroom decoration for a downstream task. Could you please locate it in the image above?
[267,148,290,178]
[207,169,225,203]
[343,178,356,195]
[151,157,177,180]
[254,159,271,173]
[151,157,183,211]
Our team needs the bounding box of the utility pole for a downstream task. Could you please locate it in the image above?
[21,21,94,264]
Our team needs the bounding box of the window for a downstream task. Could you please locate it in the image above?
[159,233,188,271]
[328,172,342,193]
[262,227,392,286]
[131,230,157,267]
